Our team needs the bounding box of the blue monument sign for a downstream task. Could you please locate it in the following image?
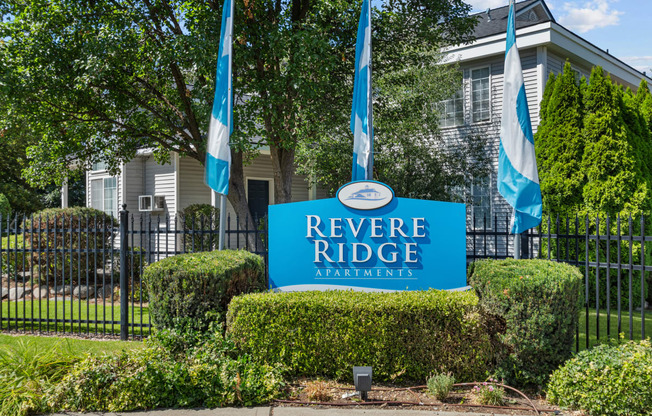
[269,181,467,292]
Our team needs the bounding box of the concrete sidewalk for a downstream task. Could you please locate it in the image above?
[49,406,539,416]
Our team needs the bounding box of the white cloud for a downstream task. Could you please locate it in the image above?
[558,0,623,33]
[619,56,652,73]
[466,0,509,12]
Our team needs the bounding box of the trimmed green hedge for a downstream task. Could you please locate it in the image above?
[548,339,652,416]
[468,259,583,386]
[144,250,265,331]
[0,234,26,272]
[178,203,220,253]
[226,290,499,383]
[22,207,114,284]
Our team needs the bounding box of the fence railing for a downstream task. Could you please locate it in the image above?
[0,206,267,340]
[2,208,650,349]
[467,213,651,351]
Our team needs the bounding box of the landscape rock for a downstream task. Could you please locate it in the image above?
[32,286,51,299]
[1,287,7,299]
[96,285,119,301]
[8,286,31,300]
[56,286,73,296]
[73,285,95,300]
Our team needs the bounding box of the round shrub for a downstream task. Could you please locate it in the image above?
[226,290,500,383]
[143,250,265,331]
[468,259,583,387]
[22,207,114,284]
[0,193,11,220]
[548,340,652,416]
[178,203,220,253]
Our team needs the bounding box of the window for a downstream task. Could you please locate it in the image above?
[470,175,492,229]
[90,177,117,218]
[439,88,464,127]
[471,67,490,123]
[92,161,107,171]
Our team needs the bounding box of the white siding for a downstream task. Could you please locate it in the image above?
[143,156,176,218]
[547,53,564,77]
[521,49,539,128]
[178,157,211,212]
[123,159,144,214]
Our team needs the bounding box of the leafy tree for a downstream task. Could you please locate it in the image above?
[0,131,44,215]
[0,194,11,220]
[534,62,584,215]
[0,119,85,215]
[298,47,492,199]
[0,0,476,244]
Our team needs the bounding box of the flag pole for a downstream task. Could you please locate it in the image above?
[218,0,234,251]
[498,0,542,255]
[366,0,373,180]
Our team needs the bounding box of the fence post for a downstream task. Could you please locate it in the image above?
[120,204,129,341]
[521,232,530,258]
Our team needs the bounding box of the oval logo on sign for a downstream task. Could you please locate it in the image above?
[337,181,394,210]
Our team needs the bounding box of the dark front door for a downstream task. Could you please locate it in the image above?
[247,179,269,221]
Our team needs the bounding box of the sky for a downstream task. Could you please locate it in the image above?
[466,0,652,75]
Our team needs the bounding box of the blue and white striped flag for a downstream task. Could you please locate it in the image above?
[498,0,542,234]
[350,0,373,181]
[205,0,234,195]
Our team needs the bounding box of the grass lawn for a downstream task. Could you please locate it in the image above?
[577,308,652,350]
[1,300,150,337]
[0,333,144,356]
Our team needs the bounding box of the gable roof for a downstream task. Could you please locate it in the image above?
[472,0,554,39]
[447,0,651,89]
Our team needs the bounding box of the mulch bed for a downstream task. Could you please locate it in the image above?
[275,379,579,415]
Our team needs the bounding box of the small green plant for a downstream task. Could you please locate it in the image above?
[427,372,455,401]
[548,339,652,416]
[473,378,505,406]
[0,340,81,416]
[46,331,285,411]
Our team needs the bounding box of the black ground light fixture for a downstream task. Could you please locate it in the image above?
[353,366,372,401]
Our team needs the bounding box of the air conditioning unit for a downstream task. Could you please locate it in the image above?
[139,195,165,212]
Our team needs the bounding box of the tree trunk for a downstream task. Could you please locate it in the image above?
[227,150,263,251]
[269,144,295,204]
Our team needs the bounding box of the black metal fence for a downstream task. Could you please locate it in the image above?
[467,213,651,352]
[0,206,267,340]
[2,208,650,349]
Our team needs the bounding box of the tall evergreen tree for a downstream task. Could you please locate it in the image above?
[534,62,584,214]
[636,80,652,137]
[621,86,652,192]
[581,67,648,215]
